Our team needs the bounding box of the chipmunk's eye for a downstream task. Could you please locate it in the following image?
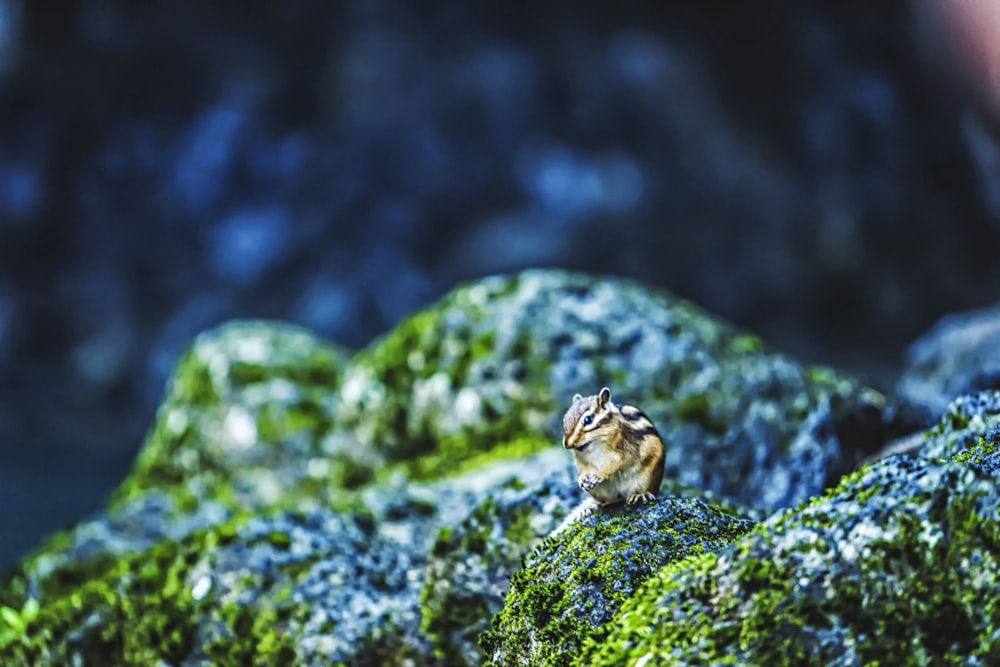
[582,414,594,426]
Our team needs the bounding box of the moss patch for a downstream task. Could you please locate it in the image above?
[480,497,754,666]
[401,435,552,482]
[112,319,350,516]
[0,516,295,667]
[583,456,1000,665]
[0,507,439,667]
[421,478,566,665]
[921,391,1000,461]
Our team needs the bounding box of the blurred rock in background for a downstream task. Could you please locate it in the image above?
[2,0,1000,568]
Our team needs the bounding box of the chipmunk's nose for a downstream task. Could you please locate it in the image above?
[562,436,570,448]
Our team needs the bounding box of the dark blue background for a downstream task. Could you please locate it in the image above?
[1,0,997,570]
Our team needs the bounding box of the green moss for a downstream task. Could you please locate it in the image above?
[207,601,297,666]
[583,457,1000,665]
[421,572,491,664]
[332,274,596,481]
[264,531,293,551]
[948,410,971,432]
[400,435,552,482]
[802,364,852,394]
[504,503,536,548]
[108,321,351,520]
[420,483,561,666]
[0,530,130,631]
[354,309,441,386]
[0,599,39,652]
[0,515,307,667]
[921,392,1000,460]
[228,361,270,386]
[950,435,998,465]
[676,392,727,435]
[728,334,765,356]
[4,531,210,665]
[171,348,220,407]
[481,498,754,666]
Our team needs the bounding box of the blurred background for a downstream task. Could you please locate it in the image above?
[2,0,1000,569]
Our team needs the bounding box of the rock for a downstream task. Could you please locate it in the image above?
[480,496,755,667]
[951,428,1000,477]
[0,320,354,633]
[919,390,1000,460]
[1,509,430,666]
[0,270,912,665]
[420,466,578,666]
[926,392,1000,476]
[581,453,1000,665]
[113,319,352,512]
[333,269,909,510]
[898,303,1000,416]
[420,456,763,666]
[0,447,578,667]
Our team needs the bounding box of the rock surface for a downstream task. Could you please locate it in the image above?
[898,303,1000,417]
[481,497,755,667]
[0,270,937,665]
[581,450,1000,666]
[332,269,911,510]
[919,390,1000,460]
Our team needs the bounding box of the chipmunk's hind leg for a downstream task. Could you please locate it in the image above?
[626,492,656,505]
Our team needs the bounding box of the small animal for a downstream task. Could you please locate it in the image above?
[561,387,665,518]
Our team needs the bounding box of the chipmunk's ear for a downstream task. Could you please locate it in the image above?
[598,387,611,407]
[572,393,583,403]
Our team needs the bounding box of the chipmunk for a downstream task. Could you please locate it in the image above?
[561,387,665,521]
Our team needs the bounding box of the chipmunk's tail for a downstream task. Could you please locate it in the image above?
[549,498,599,537]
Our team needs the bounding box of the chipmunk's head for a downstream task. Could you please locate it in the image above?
[562,387,617,451]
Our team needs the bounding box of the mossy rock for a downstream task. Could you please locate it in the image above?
[920,390,1000,461]
[420,458,579,666]
[480,497,755,667]
[897,303,1000,416]
[0,321,354,617]
[114,319,352,512]
[583,454,1000,666]
[0,450,573,666]
[420,461,765,666]
[0,507,446,666]
[95,271,908,522]
[333,269,909,509]
[948,423,1000,475]
[0,450,579,666]
[0,270,919,665]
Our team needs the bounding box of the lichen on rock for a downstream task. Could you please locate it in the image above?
[583,454,1000,666]
[420,465,577,666]
[480,497,755,667]
[114,319,352,513]
[0,269,919,666]
[331,269,906,510]
[920,390,1000,461]
[0,509,436,666]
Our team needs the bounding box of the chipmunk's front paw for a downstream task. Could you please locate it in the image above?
[626,492,656,505]
[578,473,602,492]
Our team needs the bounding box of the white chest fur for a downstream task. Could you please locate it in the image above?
[574,443,643,503]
